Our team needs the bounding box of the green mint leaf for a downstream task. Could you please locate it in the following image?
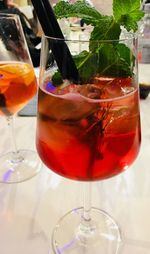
[113,0,144,31]
[52,71,63,86]
[73,51,98,83]
[74,44,133,82]
[97,43,133,76]
[116,43,135,67]
[54,1,122,43]
[89,17,121,51]
[54,0,103,26]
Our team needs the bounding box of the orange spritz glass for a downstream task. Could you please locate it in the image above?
[0,13,41,183]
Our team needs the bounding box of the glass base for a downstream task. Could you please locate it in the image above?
[0,149,41,183]
[52,207,122,254]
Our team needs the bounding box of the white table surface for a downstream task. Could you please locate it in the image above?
[0,83,150,254]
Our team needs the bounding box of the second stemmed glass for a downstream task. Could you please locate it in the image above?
[0,13,41,183]
[36,33,141,253]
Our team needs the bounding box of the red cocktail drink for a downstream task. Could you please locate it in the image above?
[37,76,141,181]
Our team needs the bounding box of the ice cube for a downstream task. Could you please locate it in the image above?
[39,87,98,122]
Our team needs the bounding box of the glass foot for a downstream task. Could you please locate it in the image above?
[52,207,122,254]
[0,150,41,183]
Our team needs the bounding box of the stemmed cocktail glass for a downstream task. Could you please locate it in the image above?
[36,34,141,254]
[0,13,41,183]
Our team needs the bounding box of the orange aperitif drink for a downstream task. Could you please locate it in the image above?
[0,62,37,116]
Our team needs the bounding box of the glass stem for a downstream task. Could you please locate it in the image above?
[83,182,92,222]
[78,182,95,240]
[6,116,19,156]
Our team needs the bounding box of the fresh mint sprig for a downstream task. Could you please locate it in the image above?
[53,0,144,83]
[113,0,144,32]
[53,0,103,27]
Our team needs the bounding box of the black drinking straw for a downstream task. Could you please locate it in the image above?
[31,0,79,83]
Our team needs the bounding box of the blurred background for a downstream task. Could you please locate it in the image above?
[12,0,112,36]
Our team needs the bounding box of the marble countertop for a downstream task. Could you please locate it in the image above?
[0,92,150,253]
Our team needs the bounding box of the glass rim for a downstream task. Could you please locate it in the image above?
[42,32,137,43]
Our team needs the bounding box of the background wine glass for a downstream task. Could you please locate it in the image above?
[0,13,41,183]
[36,34,141,254]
